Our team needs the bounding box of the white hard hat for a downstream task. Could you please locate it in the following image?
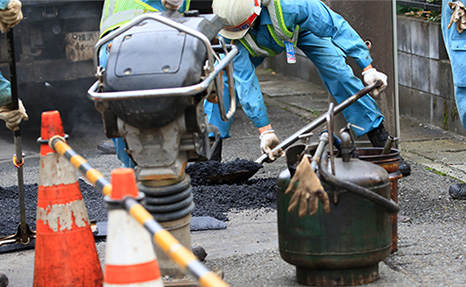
[212,0,262,39]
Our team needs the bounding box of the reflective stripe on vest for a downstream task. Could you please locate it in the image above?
[240,0,299,57]
[100,0,191,38]
[239,34,277,57]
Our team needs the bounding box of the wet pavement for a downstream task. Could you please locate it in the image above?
[1,68,466,286]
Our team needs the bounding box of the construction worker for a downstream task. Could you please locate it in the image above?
[0,0,26,285]
[98,0,191,167]
[208,0,412,173]
[442,0,466,197]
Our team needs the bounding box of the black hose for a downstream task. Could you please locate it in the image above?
[319,152,400,214]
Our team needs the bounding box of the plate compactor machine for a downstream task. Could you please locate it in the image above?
[88,8,238,282]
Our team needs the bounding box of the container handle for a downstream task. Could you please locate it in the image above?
[318,152,400,214]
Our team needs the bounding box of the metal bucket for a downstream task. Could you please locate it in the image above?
[357,147,402,253]
[277,145,394,286]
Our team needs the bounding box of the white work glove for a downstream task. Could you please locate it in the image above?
[362,68,388,97]
[448,1,466,33]
[285,155,330,217]
[162,0,183,9]
[260,129,283,162]
[0,0,23,33]
[0,99,28,131]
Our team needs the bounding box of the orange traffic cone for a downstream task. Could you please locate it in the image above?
[34,110,103,287]
[104,168,164,287]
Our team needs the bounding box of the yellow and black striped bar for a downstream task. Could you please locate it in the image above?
[50,136,112,196]
[49,136,230,287]
[125,199,230,287]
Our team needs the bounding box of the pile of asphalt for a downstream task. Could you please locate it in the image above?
[0,180,106,238]
[0,160,277,237]
[186,158,263,185]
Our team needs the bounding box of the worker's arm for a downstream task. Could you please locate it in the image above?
[229,42,270,130]
[226,41,283,160]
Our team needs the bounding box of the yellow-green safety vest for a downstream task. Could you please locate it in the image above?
[99,0,191,38]
[238,0,299,58]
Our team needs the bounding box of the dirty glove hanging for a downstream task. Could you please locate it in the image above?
[448,1,466,33]
[0,0,23,33]
[260,129,283,161]
[0,99,28,131]
[285,155,330,217]
[362,68,388,97]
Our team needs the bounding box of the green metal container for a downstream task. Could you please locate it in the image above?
[277,149,392,286]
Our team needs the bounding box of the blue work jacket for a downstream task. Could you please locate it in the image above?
[212,0,374,133]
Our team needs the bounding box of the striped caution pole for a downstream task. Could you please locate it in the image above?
[50,135,112,197]
[126,198,230,287]
[49,136,230,287]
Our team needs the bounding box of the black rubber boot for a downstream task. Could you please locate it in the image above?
[449,183,466,200]
[0,273,8,287]
[192,246,208,261]
[367,123,389,148]
[97,140,116,154]
[367,123,411,177]
[398,159,411,177]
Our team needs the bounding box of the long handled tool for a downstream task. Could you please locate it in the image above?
[255,80,383,164]
[210,80,383,183]
[0,28,35,247]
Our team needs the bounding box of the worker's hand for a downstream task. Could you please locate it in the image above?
[362,68,388,97]
[260,129,283,161]
[162,0,183,9]
[0,99,28,131]
[285,156,330,217]
[448,1,466,33]
[0,0,23,33]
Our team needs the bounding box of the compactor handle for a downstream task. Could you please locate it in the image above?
[212,41,236,122]
[88,13,238,107]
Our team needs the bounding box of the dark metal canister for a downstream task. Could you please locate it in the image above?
[277,156,392,286]
[357,148,402,253]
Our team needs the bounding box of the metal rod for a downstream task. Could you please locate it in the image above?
[310,133,328,171]
[319,152,400,214]
[7,28,32,245]
[88,44,238,101]
[326,103,336,176]
[256,80,383,164]
[382,136,398,155]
